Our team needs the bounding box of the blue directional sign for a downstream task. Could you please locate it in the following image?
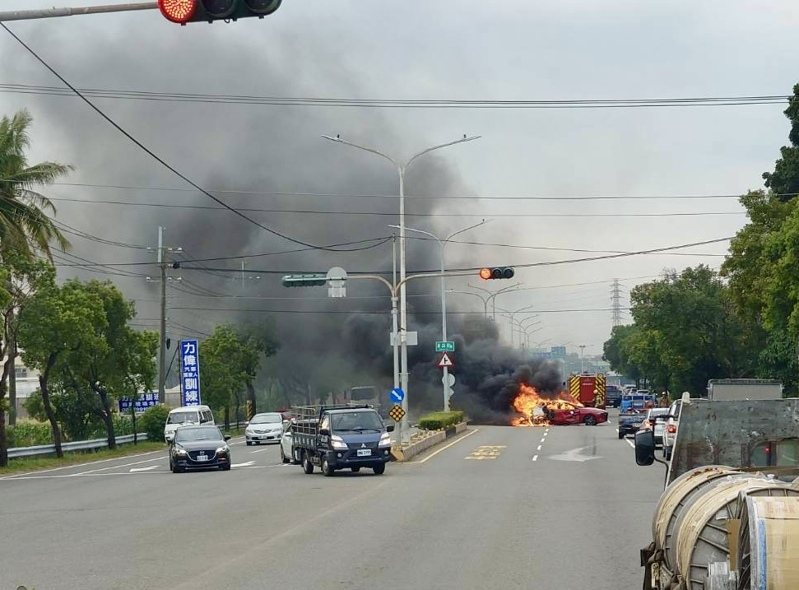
[118,392,159,413]
[180,339,202,407]
[389,387,405,403]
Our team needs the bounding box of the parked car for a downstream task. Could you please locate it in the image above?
[164,405,214,443]
[546,406,608,426]
[662,398,684,460]
[641,408,669,446]
[169,425,231,473]
[245,412,284,445]
[279,422,300,464]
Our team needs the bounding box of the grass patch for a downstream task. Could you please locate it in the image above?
[0,441,167,475]
[418,411,465,430]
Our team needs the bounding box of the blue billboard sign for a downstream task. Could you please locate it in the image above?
[118,392,159,413]
[180,339,201,407]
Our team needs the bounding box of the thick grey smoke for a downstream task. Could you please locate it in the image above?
[2,19,535,415]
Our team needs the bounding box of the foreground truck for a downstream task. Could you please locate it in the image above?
[567,373,607,408]
[634,398,799,589]
[291,404,394,476]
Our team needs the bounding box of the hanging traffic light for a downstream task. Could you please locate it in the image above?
[479,267,515,280]
[158,0,282,25]
[281,274,327,288]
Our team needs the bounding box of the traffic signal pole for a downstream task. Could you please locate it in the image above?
[0,3,157,21]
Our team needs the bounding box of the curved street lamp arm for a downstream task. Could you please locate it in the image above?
[406,135,481,169]
[321,136,399,168]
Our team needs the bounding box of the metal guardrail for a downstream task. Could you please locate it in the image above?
[8,433,149,459]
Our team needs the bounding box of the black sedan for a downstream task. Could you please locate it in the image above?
[169,425,232,473]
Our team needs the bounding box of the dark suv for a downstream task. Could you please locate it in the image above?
[606,385,623,408]
[169,425,232,473]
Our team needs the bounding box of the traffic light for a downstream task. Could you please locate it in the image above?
[281,274,327,287]
[479,267,515,280]
[158,0,282,25]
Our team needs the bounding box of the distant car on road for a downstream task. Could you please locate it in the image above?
[280,422,300,464]
[245,412,284,446]
[163,404,215,443]
[169,425,231,473]
[546,406,608,426]
[606,385,623,408]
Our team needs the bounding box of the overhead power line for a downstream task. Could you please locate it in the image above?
[0,82,789,109]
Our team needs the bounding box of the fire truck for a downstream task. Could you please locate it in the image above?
[567,373,606,409]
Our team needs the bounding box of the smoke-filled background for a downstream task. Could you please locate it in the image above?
[1,0,797,417]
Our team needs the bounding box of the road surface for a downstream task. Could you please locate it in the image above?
[1,414,663,589]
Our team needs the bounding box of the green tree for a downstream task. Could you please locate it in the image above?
[763,84,799,201]
[0,110,71,465]
[62,280,157,450]
[18,277,106,458]
[200,324,267,427]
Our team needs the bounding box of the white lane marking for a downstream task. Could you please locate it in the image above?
[532,455,538,462]
[231,461,255,468]
[625,438,635,448]
[129,465,159,473]
[539,438,546,443]
[537,445,542,451]
[416,428,479,464]
[549,445,602,462]
[0,448,165,480]
[250,448,272,454]
[68,455,165,476]
[543,432,548,437]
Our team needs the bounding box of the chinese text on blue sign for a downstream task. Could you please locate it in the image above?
[180,339,201,406]
[118,392,159,413]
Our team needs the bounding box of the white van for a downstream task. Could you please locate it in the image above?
[164,405,215,443]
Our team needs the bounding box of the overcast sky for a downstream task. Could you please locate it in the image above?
[1,0,797,356]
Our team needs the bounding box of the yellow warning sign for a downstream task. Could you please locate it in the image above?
[388,404,406,422]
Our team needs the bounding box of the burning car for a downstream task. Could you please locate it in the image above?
[511,383,606,426]
[545,406,608,426]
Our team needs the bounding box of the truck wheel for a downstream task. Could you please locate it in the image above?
[618,430,624,439]
[246,441,252,446]
[302,453,314,475]
[373,463,386,475]
[280,446,289,464]
[292,447,301,465]
[321,458,335,477]
[583,415,597,426]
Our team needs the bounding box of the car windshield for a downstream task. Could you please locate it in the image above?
[168,411,200,424]
[175,427,223,443]
[648,409,668,418]
[331,411,383,432]
[250,414,282,424]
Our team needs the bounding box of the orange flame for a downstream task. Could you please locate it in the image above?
[511,383,583,426]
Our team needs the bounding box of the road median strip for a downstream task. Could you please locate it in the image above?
[391,421,469,461]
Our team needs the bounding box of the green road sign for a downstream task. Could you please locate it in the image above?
[435,341,455,353]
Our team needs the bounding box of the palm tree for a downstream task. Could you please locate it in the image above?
[0,109,70,260]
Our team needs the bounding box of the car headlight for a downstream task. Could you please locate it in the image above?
[379,432,392,447]
[215,445,229,455]
[173,446,188,457]
[330,435,348,450]
[245,427,254,434]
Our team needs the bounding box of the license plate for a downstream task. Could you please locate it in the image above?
[196,454,208,461]
[357,449,371,457]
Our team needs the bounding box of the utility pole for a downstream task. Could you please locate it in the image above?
[149,227,181,405]
[158,226,167,405]
[579,344,586,373]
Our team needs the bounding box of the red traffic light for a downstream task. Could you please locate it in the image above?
[158,0,198,23]
[479,267,515,280]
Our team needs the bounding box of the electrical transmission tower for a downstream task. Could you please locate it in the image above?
[610,278,624,327]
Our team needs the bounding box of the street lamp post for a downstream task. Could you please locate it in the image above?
[579,344,587,373]
[467,282,523,321]
[498,304,537,347]
[447,290,490,318]
[390,220,489,412]
[322,134,480,440]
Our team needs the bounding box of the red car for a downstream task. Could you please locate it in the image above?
[546,406,608,426]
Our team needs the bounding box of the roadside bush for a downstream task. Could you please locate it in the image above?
[7,421,53,447]
[418,410,465,431]
[140,404,170,443]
